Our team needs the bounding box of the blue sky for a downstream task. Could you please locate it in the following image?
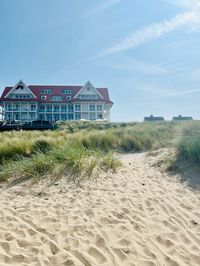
[1,0,200,121]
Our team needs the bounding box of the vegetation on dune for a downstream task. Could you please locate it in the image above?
[78,123,174,152]
[55,120,137,133]
[176,122,200,164]
[0,122,175,164]
[154,121,200,173]
[0,144,119,183]
[2,120,199,183]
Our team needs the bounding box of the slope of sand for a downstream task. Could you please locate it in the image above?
[0,150,200,266]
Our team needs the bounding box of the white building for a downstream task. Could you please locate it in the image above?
[0,80,113,122]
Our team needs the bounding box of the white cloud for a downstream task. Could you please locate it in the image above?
[166,88,200,96]
[100,0,200,56]
[172,0,200,31]
[101,12,197,56]
[109,55,167,75]
[173,0,200,11]
[141,84,200,97]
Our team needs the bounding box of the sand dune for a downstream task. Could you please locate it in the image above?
[0,151,200,266]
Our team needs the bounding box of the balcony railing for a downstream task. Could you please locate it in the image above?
[5,108,36,112]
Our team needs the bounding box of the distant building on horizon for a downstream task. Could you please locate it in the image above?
[144,115,165,122]
[0,80,113,122]
[172,115,193,121]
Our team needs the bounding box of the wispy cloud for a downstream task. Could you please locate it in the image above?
[101,12,197,56]
[108,55,167,75]
[166,88,200,96]
[172,0,200,31]
[83,0,122,18]
[141,84,200,97]
[173,0,200,11]
[100,0,200,56]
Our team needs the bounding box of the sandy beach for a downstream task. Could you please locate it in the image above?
[0,150,200,266]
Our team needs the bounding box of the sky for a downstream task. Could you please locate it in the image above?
[1,0,200,121]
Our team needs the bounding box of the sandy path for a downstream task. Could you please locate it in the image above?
[0,151,200,266]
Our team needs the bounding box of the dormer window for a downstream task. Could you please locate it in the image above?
[87,87,90,91]
[62,90,73,94]
[41,95,47,100]
[9,94,33,99]
[66,96,71,101]
[79,95,99,100]
[41,89,52,94]
[50,96,62,101]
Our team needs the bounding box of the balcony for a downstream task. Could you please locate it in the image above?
[5,108,36,112]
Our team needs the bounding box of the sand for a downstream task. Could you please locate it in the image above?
[0,150,200,266]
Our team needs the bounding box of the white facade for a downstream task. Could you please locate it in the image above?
[1,81,113,122]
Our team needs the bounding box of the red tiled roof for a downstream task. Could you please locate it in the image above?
[0,85,113,104]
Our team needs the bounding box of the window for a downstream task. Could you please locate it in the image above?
[39,114,45,120]
[10,94,33,99]
[41,89,52,94]
[89,105,95,111]
[14,113,19,120]
[31,105,36,111]
[66,96,71,101]
[62,90,73,94]
[13,104,20,111]
[5,113,12,120]
[30,113,36,119]
[7,104,12,111]
[97,113,103,119]
[75,113,81,120]
[90,113,96,120]
[75,104,81,112]
[53,114,60,121]
[39,104,45,112]
[61,106,67,112]
[97,105,102,111]
[51,96,62,101]
[61,114,67,120]
[53,105,59,112]
[68,114,74,120]
[46,114,53,121]
[79,95,99,100]
[41,96,46,100]
[68,105,73,112]
[46,105,52,112]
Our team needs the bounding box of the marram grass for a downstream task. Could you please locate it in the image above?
[1,120,193,183]
[176,123,200,164]
[0,144,119,183]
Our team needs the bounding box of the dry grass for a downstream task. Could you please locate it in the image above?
[1,120,196,183]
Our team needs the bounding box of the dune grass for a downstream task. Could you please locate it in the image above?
[0,144,119,183]
[72,122,175,152]
[0,121,177,183]
[176,122,200,164]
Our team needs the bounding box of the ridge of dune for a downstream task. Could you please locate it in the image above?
[0,150,200,266]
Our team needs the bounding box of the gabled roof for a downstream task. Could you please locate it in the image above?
[0,84,113,104]
[74,81,103,99]
[4,80,37,98]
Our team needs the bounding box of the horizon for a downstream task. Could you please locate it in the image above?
[1,0,200,121]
